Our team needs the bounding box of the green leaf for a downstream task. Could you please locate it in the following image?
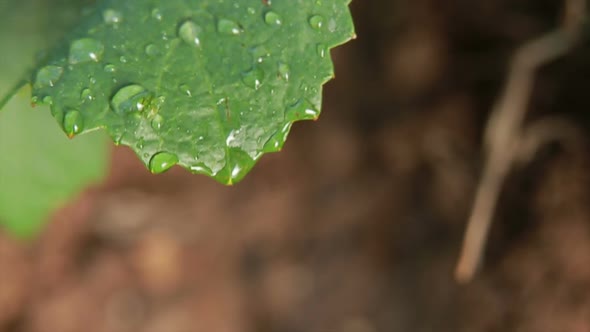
[0,0,109,238]
[0,88,109,238]
[30,0,355,184]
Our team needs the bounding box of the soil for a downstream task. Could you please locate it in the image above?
[3,0,590,331]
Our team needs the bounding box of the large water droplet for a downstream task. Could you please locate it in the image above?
[110,84,152,114]
[178,20,202,47]
[145,44,160,56]
[149,152,179,174]
[264,11,282,26]
[63,110,84,137]
[151,114,164,130]
[34,65,63,88]
[69,38,104,64]
[218,18,242,35]
[103,9,122,24]
[241,67,264,90]
[308,15,324,30]
[278,62,290,81]
[285,99,319,121]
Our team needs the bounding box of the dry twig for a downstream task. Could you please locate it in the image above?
[455,0,587,283]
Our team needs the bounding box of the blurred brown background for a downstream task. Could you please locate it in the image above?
[3,0,590,331]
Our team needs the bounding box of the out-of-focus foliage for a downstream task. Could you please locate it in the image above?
[0,0,108,238]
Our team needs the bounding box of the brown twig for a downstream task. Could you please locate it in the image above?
[455,0,587,283]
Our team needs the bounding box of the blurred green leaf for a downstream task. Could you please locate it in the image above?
[0,89,108,238]
[0,0,109,238]
[30,0,355,184]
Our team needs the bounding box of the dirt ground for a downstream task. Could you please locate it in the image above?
[3,0,590,331]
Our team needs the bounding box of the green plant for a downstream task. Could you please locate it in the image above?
[0,0,355,237]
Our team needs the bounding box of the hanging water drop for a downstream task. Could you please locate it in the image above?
[34,65,63,88]
[218,18,242,35]
[178,20,202,47]
[264,11,282,26]
[63,110,84,137]
[149,152,179,174]
[308,15,324,30]
[110,84,152,114]
[69,38,104,64]
[241,67,265,90]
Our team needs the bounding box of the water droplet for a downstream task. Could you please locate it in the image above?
[63,110,84,137]
[308,15,324,30]
[247,7,256,15]
[190,163,213,175]
[119,56,128,63]
[80,88,93,100]
[149,152,178,174]
[110,84,152,114]
[104,64,116,72]
[112,133,123,145]
[218,18,241,35]
[179,84,192,96]
[230,164,243,182]
[241,67,264,90]
[317,43,327,58]
[151,8,163,20]
[103,9,122,24]
[34,65,63,88]
[178,20,202,47]
[264,11,282,26]
[136,137,144,149]
[285,99,319,121]
[264,122,292,151]
[250,45,270,63]
[226,129,238,145]
[151,114,164,130]
[69,38,104,64]
[145,44,160,56]
[328,18,337,32]
[42,96,53,105]
[278,62,290,81]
